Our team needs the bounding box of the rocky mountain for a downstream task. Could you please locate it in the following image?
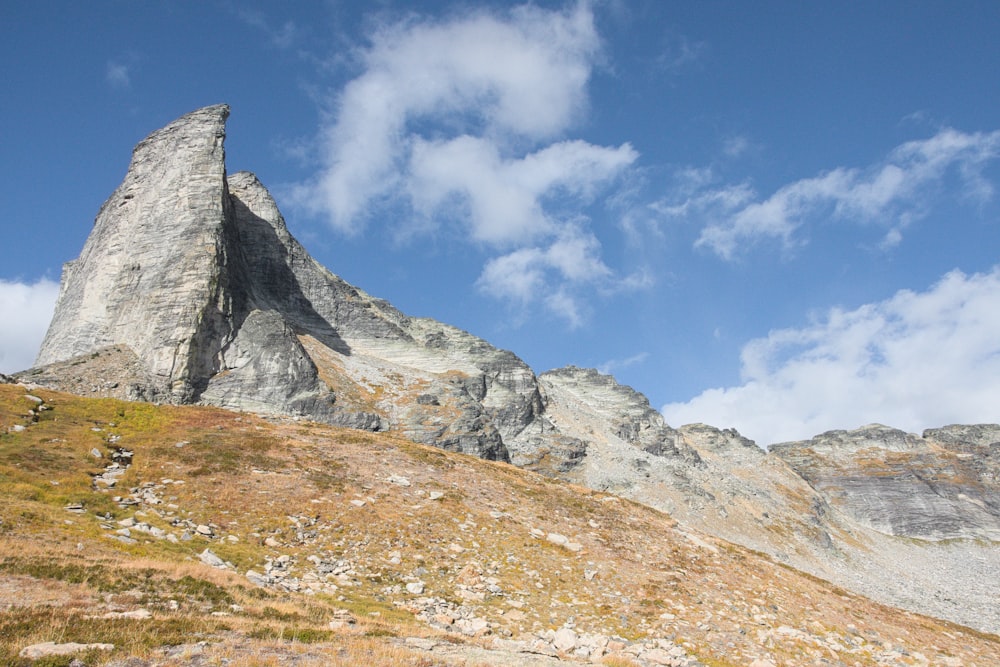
[21,105,1000,638]
[34,104,541,462]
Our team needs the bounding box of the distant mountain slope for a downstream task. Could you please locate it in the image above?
[20,105,1000,636]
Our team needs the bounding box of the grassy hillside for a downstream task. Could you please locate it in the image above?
[1,383,997,666]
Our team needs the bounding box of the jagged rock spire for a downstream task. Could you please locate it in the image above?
[37,105,233,401]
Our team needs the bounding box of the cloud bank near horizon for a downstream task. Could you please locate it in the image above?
[662,266,1000,446]
[0,278,59,374]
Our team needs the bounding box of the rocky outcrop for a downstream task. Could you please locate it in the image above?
[539,366,693,460]
[771,424,1000,541]
[37,105,233,403]
[30,105,547,462]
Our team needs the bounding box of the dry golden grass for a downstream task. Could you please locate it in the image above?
[1,384,999,666]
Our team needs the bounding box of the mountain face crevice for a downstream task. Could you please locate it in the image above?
[24,105,1000,634]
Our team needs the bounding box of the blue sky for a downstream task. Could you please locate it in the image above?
[2,1,999,445]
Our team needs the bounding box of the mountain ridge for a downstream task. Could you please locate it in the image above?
[19,105,1000,637]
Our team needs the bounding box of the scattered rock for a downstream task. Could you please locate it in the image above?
[552,627,577,652]
[199,549,228,569]
[404,637,439,650]
[99,609,153,620]
[19,642,114,659]
[245,570,273,587]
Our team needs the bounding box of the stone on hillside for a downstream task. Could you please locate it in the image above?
[246,570,273,587]
[643,648,677,665]
[546,532,568,546]
[19,642,114,659]
[100,608,152,619]
[387,474,411,486]
[199,549,227,569]
[552,627,577,652]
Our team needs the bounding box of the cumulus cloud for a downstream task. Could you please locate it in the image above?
[295,2,605,229]
[292,2,641,325]
[0,278,59,374]
[662,267,1000,446]
[476,227,613,328]
[659,128,1000,259]
[408,136,636,244]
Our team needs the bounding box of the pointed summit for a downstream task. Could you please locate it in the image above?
[37,105,233,401]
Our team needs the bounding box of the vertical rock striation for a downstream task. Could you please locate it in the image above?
[37,105,234,402]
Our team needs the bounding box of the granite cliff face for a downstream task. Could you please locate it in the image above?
[26,106,1000,635]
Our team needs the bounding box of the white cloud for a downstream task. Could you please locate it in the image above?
[409,136,636,244]
[106,61,130,88]
[721,135,750,158]
[663,128,1000,259]
[476,227,615,327]
[655,33,706,73]
[597,351,649,375]
[0,278,59,374]
[291,1,643,324]
[294,2,605,231]
[663,267,1000,446]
